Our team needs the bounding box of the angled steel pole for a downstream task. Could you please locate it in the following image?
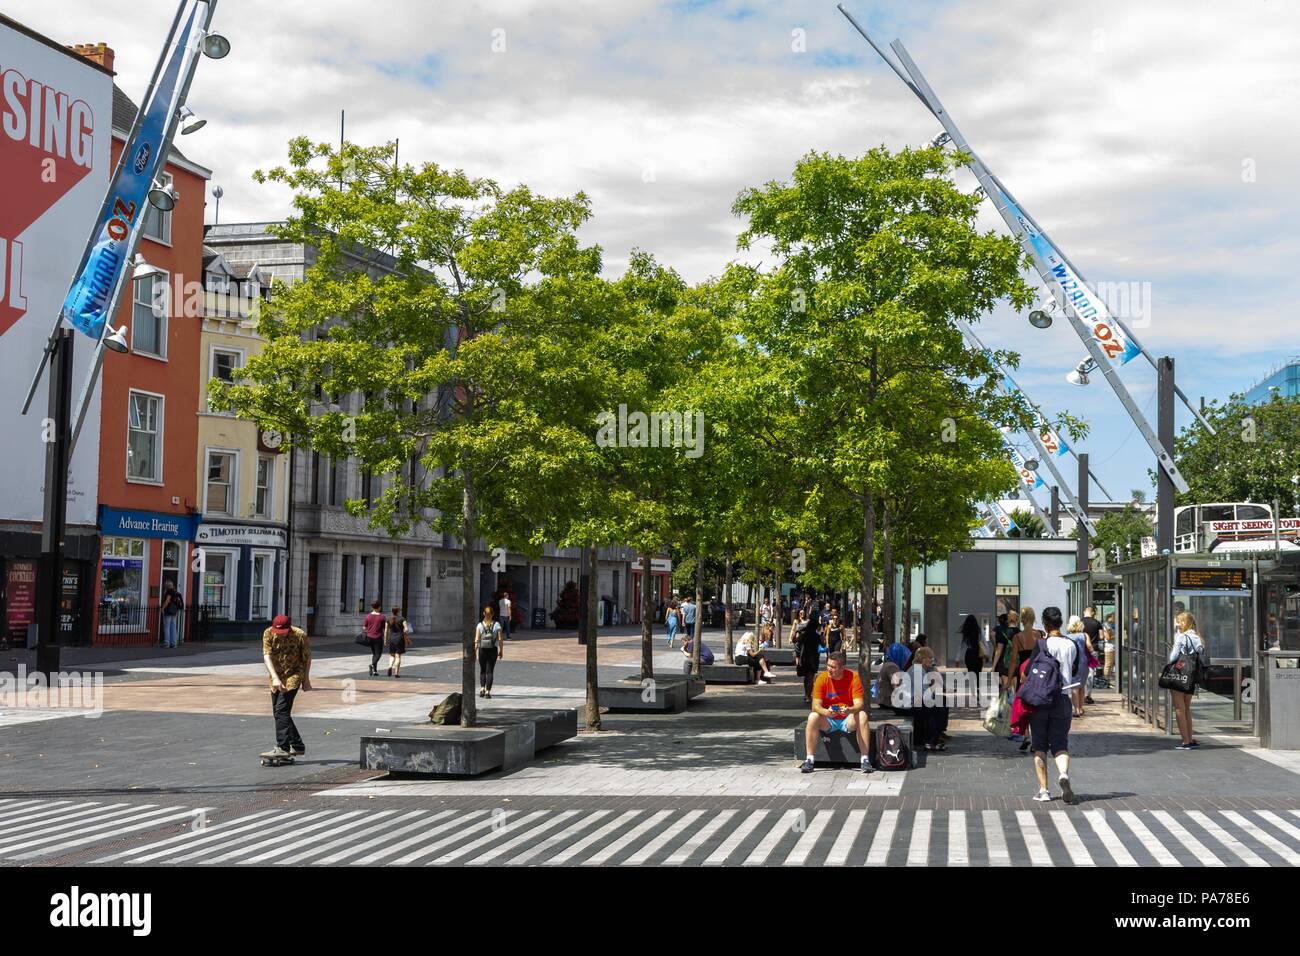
[958,320,1097,536]
[836,5,1193,491]
[1009,454,1057,534]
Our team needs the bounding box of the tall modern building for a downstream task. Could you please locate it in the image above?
[203,222,635,636]
[1244,356,1300,405]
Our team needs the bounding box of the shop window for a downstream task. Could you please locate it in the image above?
[202,552,235,618]
[100,536,146,628]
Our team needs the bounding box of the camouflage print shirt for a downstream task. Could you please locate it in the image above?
[263,626,311,690]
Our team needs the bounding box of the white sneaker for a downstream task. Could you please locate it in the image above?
[1033,789,1052,802]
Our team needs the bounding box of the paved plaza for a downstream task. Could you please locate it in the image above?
[1,627,1297,867]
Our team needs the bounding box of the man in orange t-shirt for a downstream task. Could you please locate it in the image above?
[802,651,872,774]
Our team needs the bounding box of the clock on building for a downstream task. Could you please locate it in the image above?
[257,428,285,454]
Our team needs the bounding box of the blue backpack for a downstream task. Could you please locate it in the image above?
[1018,639,1063,708]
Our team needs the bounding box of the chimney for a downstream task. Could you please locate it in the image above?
[68,42,115,74]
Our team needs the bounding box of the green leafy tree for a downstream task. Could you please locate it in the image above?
[1090,505,1154,563]
[211,138,607,726]
[1170,394,1300,516]
[1007,507,1047,539]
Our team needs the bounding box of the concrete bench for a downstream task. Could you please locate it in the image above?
[791,720,918,769]
[620,672,706,699]
[601,679,689,713]
[760,648,796,666]
[360,708,576,776]
[684,661,755,685]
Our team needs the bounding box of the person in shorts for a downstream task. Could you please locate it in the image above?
[801,651,872,774]
[1028,606,1079,804]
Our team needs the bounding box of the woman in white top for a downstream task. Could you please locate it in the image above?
[1169,611,1204,749]
[734,630,775,683]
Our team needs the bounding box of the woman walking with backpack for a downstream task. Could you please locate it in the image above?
[475,605,504,699]
[1168,611,1205,750]
[1023,606,1079,804]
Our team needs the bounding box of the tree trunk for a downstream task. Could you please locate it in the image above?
[859,493,875,694]
[900,561,912,645]
[724,549,735,662]
[460,471,478,727]
[773,567,783,648]
[640,550,654,682]
[584,542,600,730]
[882,499,895,647]
[691,550,705,677]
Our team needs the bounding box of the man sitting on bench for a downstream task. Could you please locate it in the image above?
[801,651,872,774]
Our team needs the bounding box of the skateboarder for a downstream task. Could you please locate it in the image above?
[262,614,311,763]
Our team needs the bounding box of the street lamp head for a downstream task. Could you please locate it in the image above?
[1024,457,1040,471]
[1028,297,1059,329]
[181,117,207,135]
[926,131,951,150]
[201,32,231,59]
[1067,356,1097,386]
[103,324,129,354]
[147,182,177,211]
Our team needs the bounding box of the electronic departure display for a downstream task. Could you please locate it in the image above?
[1174,567,1248,590]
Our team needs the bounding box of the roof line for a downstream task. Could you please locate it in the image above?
[0,14,115,76]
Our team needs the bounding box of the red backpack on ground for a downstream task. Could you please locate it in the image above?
[874,723,910,771]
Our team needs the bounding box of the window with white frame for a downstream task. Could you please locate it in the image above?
[201,551,236,618]
[143,171,172,244]
[206,451,236,516]
[251,551,273,620]
[127,392,162,482]
[132,272,167,358]
[211,348,241,384]
[255,455,274,518]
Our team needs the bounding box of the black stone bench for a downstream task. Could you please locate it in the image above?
[761,647,796,666]
[600,678,689,713]
[791,720,918,769]
[683,660,755,685]
[619,671,705,698]
[360,708,577,776]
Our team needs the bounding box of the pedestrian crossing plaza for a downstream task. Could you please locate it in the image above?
[0,797,1291,867]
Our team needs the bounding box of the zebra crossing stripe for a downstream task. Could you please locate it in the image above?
[704,810,771,866]
[11,806,212,861]
[744,809,803,867]
[1013,811,1053,866]
[545,811,643,866]
[983,810,1011,866]
[1082,810,1136,866]
[99,809,305,864]
[508,810,613,866]
[906,810,932,866]
[318,810,455,865]
[209,810,372,864]
[1220,811,1300,866]
[585,811,674,866]
[947,811,969,866]
[354,811,488,866]
[431,811,549,865]
[0,802,126,849]
[174,810,337,864]
[1186,811,1268,867]
[1256,810,1300,847]
[0,799,69,823]
[281,809,429,866]
[1047,813,1096,867]
[471,811,581,866]
[240,811,393,865]
[664,809,737,866]
[1151,811,1224,866]
[865,809,899,865]
[0,803,149,855]
[783,810,835,867]
[825,809,866,866]
[623,810,704,867]
[1116,811,1181,866]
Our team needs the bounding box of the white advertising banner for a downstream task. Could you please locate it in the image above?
[0,23,111,524]
[195,524,288,549]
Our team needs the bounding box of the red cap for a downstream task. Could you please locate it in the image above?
[271,614,292,635]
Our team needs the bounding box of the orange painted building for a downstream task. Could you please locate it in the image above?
[71,43,212,645]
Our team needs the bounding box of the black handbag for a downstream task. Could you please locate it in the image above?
[354,632,371,647]
[1158,649,1199,693]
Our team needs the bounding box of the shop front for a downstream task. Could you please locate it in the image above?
[0,529,99,649]
[1113,556,1258,737]
[193,521,288,639]
[95,507,197,646]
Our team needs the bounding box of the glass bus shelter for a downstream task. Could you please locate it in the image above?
[1111,555,1259,736]
[1064,568,1120,689]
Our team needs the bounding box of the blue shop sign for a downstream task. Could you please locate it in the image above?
[99,507,196,542]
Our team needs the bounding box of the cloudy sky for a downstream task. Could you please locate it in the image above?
[17,0,1300,500]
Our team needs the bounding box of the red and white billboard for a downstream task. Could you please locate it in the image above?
[0,21,110,524]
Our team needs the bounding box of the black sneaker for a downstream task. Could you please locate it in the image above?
[860,757,874,774]
[800,757,815,774]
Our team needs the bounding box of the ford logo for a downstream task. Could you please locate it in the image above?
[133,143,152,174]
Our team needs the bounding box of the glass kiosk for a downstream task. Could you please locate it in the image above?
[1111,555,1258,736]
[1064,567,1120,688]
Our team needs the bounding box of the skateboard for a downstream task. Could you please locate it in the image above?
[260,749,295,767]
